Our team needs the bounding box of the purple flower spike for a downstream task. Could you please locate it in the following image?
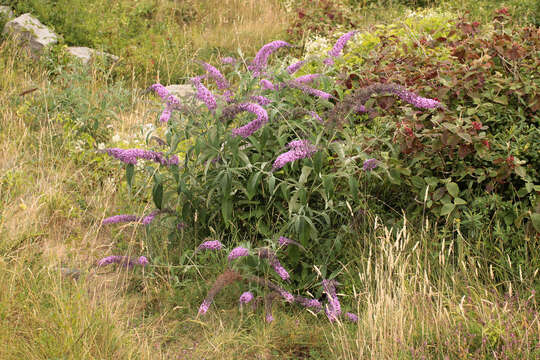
[97,255,147,268]
[323,57,335,66]
[150,83,169,100]
[392,88,442,109]
[295,296,323,312]
[228,246,249,261]
[309,111,323,123]
[102,214,139,225]
[287,60,305,74]
[250,95,272,106]
[141,210,159,225]
[322,279,341,322]
[279,289,294,303]
[328,30,358,58]
[198,240,223,251]
[278,236,292,246]
[265,314,274,323]
[159,107,172,123]
[104,148,178,166]
[362,158,378,171]
[239,291,254,304]
[258,248,290,281]
[294,74,321,84]
[191,77,217,111]
[199,61,229,90]
[221,56,237,65]
[231,103,269,138]
[198,299,211,316]
[260,79,275,90]
[272,140,317,170]
[222,90,234,103]
[288,82,332,100]
[249,40,292,75]
[345,312,358,323]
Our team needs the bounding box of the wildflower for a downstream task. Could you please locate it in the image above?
[279,289,295,303]
[258,248,290,281]
[231,103,269,138]
[260,79,275,90]
[294,74,321,84]
[308,111,323,123]
[97,255,148,267]
[198,299,211,315]
[250,95,272,106]
[198,240,223,251]
[286,60,305,74]
[327,30,358,59]
[356,105,367,113]
[249,40,292,75]
[391,88,442,109]
[362,158,378,171]
[198,61,229,89]
[159,107,172,123]
[191,77,217,111]
[265,314,274,323]
[222,90,234,103]
[239,291,254,304]
[221,56,237,65]
[272,139,317,170]
[295,296,322,312]
[141,210,159,225]
[104,148,178,166]
[287,81,332,100]
[322,279,341,322]
[345,312,358,322]
[228,246,249,261]
[150,83,169,100]
[102,214,139,225]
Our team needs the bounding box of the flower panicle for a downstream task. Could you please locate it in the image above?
[272,139,317,170]
[104,148,178,166]
[198,61,229,90]
[97,255,148,267]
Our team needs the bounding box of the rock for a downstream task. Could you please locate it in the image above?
[0,6,14,21]
[166,84,197,99]
[3,13,58,57]
[66,46,119,65]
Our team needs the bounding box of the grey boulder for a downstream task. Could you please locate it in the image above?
[66,46,119,65]
[3,13,58,57]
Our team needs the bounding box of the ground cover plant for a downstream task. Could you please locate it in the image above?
[1,1,539,359]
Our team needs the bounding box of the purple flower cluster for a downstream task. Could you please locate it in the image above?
[228,246,249,261]
[258,248,290,281]
[198,240,223,251]
[294,74,320,84]
[249,40,291,76]
[104,148,179,166]
[345,312,358,323]
[272,140,317,170]
[239,291,254,304]
[102,214,140,225]
[260,79,275,90]
[322,279,341,322]
[392,88,442,109]
[362,158,378,171]
[141,210,159,225]
[278,289,295,303]
[250,95,272,106]
[221,56,237,65]
[324,30,358,65]
[286,60,305,74]
[191,77,217,111]
[265,314,274,323]
[97,255,149,267]
[288,81,332,100]
[309,111,323,123]
[150,83,169,100]
[159,94,182,123]
[198,299,211,315]
[295,296,323,311]
[231,103,269,138]
[199,61,229,90]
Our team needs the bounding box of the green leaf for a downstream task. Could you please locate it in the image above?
[454,197,467,205]
[152,181,163,209]
[221,196,232,223]
[493,96,508,105]
[247,172,262,200]
[411,176,424,189]
[531,213,540,233]
[446,182,459,198]
[125,163,134,188]
[267,175,276,195]
[440,203,456,216]
[349,177,359,201]
[299,166,312,185]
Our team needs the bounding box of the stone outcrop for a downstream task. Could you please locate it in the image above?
[66,46,119,65]
[3,13,58,57]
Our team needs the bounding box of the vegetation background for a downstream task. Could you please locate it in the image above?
[0,0,538,359]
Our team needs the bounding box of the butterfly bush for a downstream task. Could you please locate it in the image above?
[94,29,445,326]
